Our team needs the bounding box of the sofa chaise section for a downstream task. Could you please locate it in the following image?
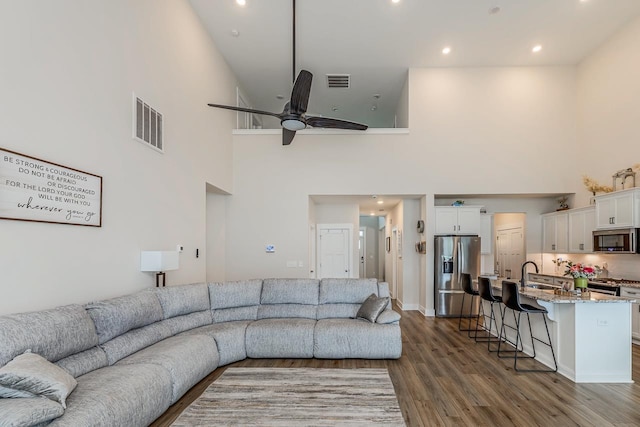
[314,278,402,359]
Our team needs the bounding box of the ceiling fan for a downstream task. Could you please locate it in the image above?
[207,0,368,146]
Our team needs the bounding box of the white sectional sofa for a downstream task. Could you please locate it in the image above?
[0,278,401,427]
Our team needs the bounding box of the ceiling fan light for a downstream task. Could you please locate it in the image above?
[282,119,306,131]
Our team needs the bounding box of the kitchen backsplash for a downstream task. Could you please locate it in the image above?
[541,253,640,281]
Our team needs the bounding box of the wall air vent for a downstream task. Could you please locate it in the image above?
[133,94,164,152]
[326,74,350,89]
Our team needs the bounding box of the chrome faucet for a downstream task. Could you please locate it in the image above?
[520,261,539,288]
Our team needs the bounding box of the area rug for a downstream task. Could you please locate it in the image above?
[171,367,406,426]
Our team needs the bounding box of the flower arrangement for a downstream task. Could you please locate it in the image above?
[553,259,598,279]
[582,175,613,196]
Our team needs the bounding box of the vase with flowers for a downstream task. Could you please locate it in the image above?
[554,259,598,289]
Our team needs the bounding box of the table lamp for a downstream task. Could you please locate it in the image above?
[140,251,179,287]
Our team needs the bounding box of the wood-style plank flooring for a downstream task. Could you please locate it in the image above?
[151,309,640,426]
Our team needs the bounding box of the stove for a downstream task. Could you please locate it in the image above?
[588,278,640,296]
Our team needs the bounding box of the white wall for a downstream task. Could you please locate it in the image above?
[0,1,237,315]
[395,73,409,128]
[225,66,580,317]
[577,15,640,207]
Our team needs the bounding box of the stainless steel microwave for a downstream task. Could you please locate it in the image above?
[593,228,638,253]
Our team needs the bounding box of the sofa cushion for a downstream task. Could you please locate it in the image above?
[355,294,389,323]
[117,335,219,403]
[160,310,213,335]
[246,319,316,358]
[55,347,108,378]
[86,291,164,344]
[209,280,263,310]
[155,283,210,319]
[212,306,259,323]
[0,397,64,426]
[0,352,77,408]
[100,322,172,366]
[181,321,250,366]
[317,303,360,320]
[0,304,99,367]
[261,278,320,305]
[48,364,172,427]
[319,278,379,304]
[257,304,317,320]
[314,319,402,359]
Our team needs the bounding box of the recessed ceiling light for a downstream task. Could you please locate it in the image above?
[370,212,376,216]
[276,94,284,100]
[532,45,542,53]
[377,200,384,205]
[391,0,400,4]
[371,105,377,111]
[236,0,246,6]
[331,106,339,112]
[489,6,501,15]
[442,46,451,55]
[230,29,240,37]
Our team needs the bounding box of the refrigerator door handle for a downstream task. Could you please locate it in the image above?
[456,240,463,284]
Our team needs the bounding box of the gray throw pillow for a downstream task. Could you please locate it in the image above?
[0,383,36,398]
[0,352,77,408]
[356,293,389,323]
[0,397,64,426]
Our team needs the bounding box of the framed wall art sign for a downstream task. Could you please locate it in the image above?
[0,147,102,227]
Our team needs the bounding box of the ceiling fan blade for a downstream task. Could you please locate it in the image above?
[289,70,313,115]
[306,116,368,131]
[207,103,282,119]
[283,128,296,146]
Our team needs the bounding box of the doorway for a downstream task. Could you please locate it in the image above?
[317,224,353,279]
[494,213,526,281]
[359,227,366,278]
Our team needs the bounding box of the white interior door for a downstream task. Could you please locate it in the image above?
[318,226,351,278]
[496,227,524,280]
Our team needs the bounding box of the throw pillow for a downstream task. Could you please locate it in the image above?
[0,397,64,426]
[356,293,389,323]
[0,383,36,398]
[0,351,77,408]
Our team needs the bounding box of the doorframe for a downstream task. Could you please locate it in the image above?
[309,224,316,279]
[359,226,367,278]
[316,223,354,279]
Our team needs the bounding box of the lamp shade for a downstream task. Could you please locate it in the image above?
[140,251,179,272]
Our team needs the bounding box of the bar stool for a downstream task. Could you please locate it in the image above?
[458,273,479,337]
[498,280,558,372]
[475,277,503,351]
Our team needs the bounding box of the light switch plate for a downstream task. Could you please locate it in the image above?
[266,245,275,253]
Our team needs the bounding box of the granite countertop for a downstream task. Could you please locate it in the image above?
[488,281,636,304]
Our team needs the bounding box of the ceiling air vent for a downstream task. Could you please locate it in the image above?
[133,94,164,152]
[326,74,350,89]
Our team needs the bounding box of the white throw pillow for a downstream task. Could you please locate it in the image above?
[0,351,77,408]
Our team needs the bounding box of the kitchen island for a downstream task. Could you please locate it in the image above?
[485,280,635,383]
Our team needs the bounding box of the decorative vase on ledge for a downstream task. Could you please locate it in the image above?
[574,277,588,289]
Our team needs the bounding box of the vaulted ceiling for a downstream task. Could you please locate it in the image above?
[191,0,640,128]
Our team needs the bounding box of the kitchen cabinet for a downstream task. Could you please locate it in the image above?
[620,286,640,344]
[595,188,640,230]
[568,206,595,253]
[542,211,568,253]
[480,214,493,254]
[434,207,481,235]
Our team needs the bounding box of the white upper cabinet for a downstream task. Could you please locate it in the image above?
[434,206,481,235]
[542,211,568,253]
[595,188,640,230]
[568,206,595,253]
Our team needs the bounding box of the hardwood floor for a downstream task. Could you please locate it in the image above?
[151,309,640,426]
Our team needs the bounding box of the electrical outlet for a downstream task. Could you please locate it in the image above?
[596,319,609,327]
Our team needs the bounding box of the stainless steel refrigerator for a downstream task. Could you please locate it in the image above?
[435,235,481,317]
